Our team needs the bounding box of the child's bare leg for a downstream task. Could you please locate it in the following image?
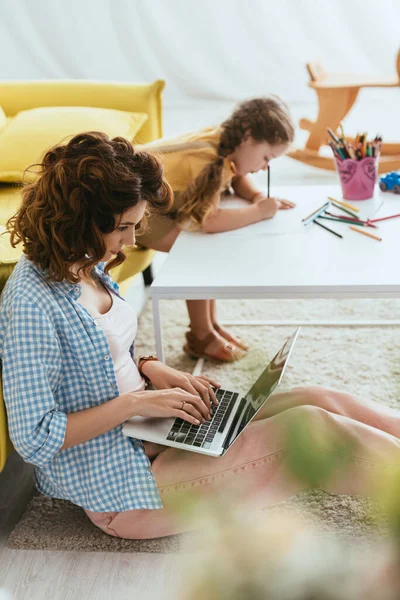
[185,300,245,362]
[143,231,245,362]
[209,299,249,351]
[254,386,400,438]
[186,300,212,336]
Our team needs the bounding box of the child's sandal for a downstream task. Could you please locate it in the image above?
[213,323,250,351]
[183,330,245,363]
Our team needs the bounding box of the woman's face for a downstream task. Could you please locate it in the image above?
[101,201,147,261]
[230,136,290,176]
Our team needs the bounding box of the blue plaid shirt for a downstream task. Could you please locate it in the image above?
[0,255,162,512]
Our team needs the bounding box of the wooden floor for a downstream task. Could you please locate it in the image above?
[0,453,184,600]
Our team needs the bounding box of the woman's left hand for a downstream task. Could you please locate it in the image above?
[140,361,220,412]
[252,192,296,209]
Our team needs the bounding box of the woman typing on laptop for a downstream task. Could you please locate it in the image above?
[1,132,400,540]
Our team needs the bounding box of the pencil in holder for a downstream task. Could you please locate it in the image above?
[334,156,378,201]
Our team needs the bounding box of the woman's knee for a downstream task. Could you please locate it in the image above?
[290,385,334,407]
[281,403,331,426]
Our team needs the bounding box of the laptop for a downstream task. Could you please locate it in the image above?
[123,328,300,457]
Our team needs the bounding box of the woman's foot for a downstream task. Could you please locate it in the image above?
[213,323,250,351]
[183,329,246,362]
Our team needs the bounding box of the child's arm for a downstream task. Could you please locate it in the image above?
[202,196,281,233]
[232,174,296,208]
[231,174,263,201]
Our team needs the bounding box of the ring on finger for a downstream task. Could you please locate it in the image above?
[181,400,186,410]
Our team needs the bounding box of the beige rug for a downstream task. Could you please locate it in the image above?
[8,297,400,553]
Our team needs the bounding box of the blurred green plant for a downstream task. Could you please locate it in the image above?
[164,397,400,599]
[283,409,357,489]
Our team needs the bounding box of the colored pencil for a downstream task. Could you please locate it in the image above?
[319,215,369,227]
[349,226,382,242]
[314,219,343,239]
[328,131,382,163]
[369,213,400,224]
[327,128,340,144]
[267,165,270,198]
[325,211,378,229]
[331,202,360,219]
[302,202,329,223]
[328,196,360,213]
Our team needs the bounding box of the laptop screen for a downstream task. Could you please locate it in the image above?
[223,328,300,451]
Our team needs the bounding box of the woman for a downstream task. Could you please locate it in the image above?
[1,132,399,540]
[137,96,296,362]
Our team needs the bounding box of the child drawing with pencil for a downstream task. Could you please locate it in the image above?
[137,96,295,363]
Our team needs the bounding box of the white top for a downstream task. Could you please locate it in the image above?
[151,185,400,299]
[85,289,145,394]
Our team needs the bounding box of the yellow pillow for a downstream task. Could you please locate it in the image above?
[0,106,148,182]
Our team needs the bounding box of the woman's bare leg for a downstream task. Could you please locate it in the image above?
[86,405,400,539]
[254,386,400,438]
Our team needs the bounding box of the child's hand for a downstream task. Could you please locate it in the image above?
[256,196,295,220]
[276,198,296,209]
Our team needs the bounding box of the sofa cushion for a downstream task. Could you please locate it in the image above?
[0,106,148,182]
[0,382,14,472]
[0,184,22,224]
[0,106,7,132]
[0,225,23,289]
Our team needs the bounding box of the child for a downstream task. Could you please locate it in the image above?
[137,96,295,362]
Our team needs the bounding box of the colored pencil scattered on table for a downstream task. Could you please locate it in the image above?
[325,211,378,229]
[319,215,369,227]
[301,188,400,240]
[369,213,400,224]
[331,202,360,219]
[302,202,330,223]
[349,226,382,242]
[314,219,343,239]
[327,196,360,213]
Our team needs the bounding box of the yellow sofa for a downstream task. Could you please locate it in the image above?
[0,79,165,472]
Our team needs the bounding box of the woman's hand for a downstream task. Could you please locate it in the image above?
[129,388,213,425]
[140,361,220,412]
[256,195,296,220]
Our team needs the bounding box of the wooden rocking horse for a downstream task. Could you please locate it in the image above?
[287,50,400,173]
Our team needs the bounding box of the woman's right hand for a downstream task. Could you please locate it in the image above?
[128,388,211,425]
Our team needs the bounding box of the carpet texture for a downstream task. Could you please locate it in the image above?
[8,297,400,553]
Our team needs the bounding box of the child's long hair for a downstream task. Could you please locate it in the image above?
[177,96,294,228]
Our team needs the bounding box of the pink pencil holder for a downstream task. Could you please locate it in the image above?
[334,156,378,200]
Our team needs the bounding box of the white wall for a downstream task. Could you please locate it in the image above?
[0,0,399,107]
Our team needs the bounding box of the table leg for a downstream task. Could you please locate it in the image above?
[192,358,204,377]
[152,295,165,363]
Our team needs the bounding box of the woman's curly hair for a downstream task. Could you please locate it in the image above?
[177,96,295,228]
[7,131,172,283]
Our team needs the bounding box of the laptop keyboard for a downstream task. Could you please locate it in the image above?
[166,388,238,450]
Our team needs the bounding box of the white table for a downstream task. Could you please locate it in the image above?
[151,184,400,362]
